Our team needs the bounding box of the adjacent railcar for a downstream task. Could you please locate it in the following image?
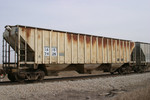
[2,25,138,81]
[131,42,150,72]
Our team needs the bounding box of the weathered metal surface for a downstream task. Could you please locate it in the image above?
[139,42,150,63]
[86,35,91,63]
[98,37,103,63]
[72,34,78,63]
[3,25,135,66]
[112,39,116,63]
[79,35,84,63]
[92,36,96,63]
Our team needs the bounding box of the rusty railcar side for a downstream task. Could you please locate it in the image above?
[17,26,135,64]
[2,25,135,81]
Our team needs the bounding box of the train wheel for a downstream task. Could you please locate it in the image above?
[37,70,45,81]
[117,69,123,74]
[134,66,143,73]
[15,74,25,82]
[118,68,126,74]
[8,73,16,82]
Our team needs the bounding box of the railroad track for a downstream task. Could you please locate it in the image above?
[0,71,149,86]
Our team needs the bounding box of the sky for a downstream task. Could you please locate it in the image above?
[0,0,150,64]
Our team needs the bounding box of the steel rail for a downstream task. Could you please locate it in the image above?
[0,71,149,86]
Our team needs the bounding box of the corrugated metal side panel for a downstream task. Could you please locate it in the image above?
[141,43,145,62]
[149,44,150,62]
[20,27,35,51]
[116,40,120,63]
[120,40,124,63]
[145,44,148,62]
[98,37,103,63]
[130,42,135,62]
[108,39,112,63]
[59,32,65,63]
[103,38,107,63]
[44,30,50,63]
[66,34,71,63]
[85,35,91,63]
[141,43,150,62]
[147,44,149,62]
[51,31,58,63]
[124,41,127,62]
[146,44,148,62]
[19,26,135,64]
[37,29,42,63]
[137,43,150,63]
[127,41,129,62]
[148,44,150,62]
[72,34,78,63]
[78,34,85,63]
[92,36,97,63]
[112,40,116,63]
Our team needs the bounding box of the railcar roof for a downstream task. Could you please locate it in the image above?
[6,25,133,42]
[135,41,150,44]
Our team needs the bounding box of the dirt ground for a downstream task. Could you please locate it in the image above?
[0,64,150,100]
[23,80,150,100]
[45,86,150,100]
[0,73,150,100]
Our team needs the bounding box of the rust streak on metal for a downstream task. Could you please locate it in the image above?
[120,40,123,48]
[113,40,116,47]
[92,37,96,45]
[86,36,90,48]
[73,34,77,42]
[127,42,129,48]
[124,41,126,48]
[22,27,25,32]
[67,34,71,42]
[108,39,111,47]
[130,42,135,50]
[79,35,84,43]
[38,35,40,39]
[117,40,119,46]
[103,38,107,48]
[26,28,31,39]
[98,37,102,47]
[37,29,41,39]
[86,36,90,44]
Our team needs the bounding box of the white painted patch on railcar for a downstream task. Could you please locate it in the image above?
[51,47,57,56]
[44,46,50,56]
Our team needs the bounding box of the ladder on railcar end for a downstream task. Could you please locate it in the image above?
[19,39,28,66]
[1,39,7,79]
[2,32,18,72]
[2,40,17,67]
[2,38,5,69]
[18,28,36,70]
[1,39,5,79]
[2,38,10,70]
[15,26,27,70]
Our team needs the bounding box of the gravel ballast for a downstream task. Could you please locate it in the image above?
[0,73,150,100]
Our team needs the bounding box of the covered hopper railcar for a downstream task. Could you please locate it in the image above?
[131,42,150,72]
[2,25,148,82]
